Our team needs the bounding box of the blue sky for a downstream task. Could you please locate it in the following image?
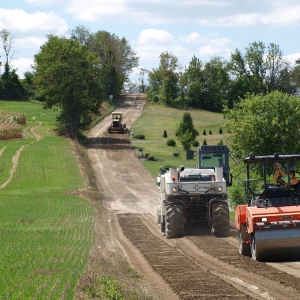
[1,0,300,80]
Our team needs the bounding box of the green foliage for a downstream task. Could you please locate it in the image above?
[229,182,247,209]
[192,140,199,147]
[145,152,150,158]
[163,130,167,137]
[218,139,224,145]
[224,91,300,159]
[176,112,198,150]
[203,129,206,135]
[70,26,139,99]
[33,35,104,137]
[203,139,207,145]
[173,152,180,157]
[219,127,223,134]
[85,276,124,299]
[134,134,145,140]
[166,139,176,146]
[148,155,155,161]
[209,130,212,135]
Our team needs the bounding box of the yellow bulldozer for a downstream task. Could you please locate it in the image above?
[107,112,127,133]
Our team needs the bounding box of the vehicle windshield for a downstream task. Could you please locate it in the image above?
[113,114,121,119]
[200,153,226,168]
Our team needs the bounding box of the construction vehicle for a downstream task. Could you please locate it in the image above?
[235,153,300,261]
[108,112,126,133]
[157,145,233,238]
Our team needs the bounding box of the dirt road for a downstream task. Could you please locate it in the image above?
[87,94,300,299]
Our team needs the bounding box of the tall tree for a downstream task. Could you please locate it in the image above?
[71,26,139,98]
[33,35,104,137]
[224,91,300,160]
[184,55,206,108]
[203,56,230,111]
[229,41,294,98]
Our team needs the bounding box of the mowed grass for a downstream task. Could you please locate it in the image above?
[130,104,228,177]
[0,101,95,299]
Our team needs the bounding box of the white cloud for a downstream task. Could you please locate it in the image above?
[284,53,300,65]
[50,0,300,28]
[11,58,34,78]
[138,29,174,44]
[15,36,47,50]
[0,9,68,34]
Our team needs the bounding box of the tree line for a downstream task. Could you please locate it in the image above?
[144,42,300,111]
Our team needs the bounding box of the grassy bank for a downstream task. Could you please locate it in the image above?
[130,103,228,177]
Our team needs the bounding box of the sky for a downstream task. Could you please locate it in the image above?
[1,0,300,81]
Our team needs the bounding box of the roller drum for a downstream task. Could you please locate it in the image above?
[254,229,300,261]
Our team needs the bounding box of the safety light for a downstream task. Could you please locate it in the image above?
[218,186,222,192]
[172,187,177,193]
[172,176,176,181]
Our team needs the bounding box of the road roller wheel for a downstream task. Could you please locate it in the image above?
[250,233,261,260]
[238,230,251,256]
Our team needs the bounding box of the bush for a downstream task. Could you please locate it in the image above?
[135,134,145,139]
[209,130,212,135]
[218,139,224,145]
[163,130,167,138]
[203,139,207,145]
[148,155,155,161]
[219,127,223,134]
[229,183,247,209]
[166,139,176,146]
[173,152,180,157]
[192,140,199,147]
[203,129,206,135]
[145,152,151,158]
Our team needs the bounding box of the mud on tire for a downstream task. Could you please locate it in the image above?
[211,201,230,236]
[165,203,184,238]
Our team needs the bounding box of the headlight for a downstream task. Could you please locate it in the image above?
[262,217,268,222]
[218,186,222,192]
[172,187,177,193]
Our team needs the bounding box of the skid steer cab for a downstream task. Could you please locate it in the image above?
[235,153,300,261]
[107,112,127,133]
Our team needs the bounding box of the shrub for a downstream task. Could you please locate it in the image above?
[209,130,212,135]
[166,139,176,146]
[145,152,150,158]
[135,134,145,139]
[192,140,199,147]
[219,127,223,134]
[203,139,207,145]
[218,139,224,145]
[148,155,155,161]
[203,129,206,135]
[173,152,180,157]
[163,130,167,138]
[229,182,247,209]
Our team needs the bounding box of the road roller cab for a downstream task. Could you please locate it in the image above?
[235,153,300,261]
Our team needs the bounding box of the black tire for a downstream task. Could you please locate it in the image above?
[165,203,184,238]
[211,201,230,236]
[238,230,251,256]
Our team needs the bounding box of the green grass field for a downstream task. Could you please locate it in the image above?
[130,103,228,177]
[0,101,95,299]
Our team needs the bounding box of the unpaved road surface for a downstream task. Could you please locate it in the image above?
[87,94,300,299]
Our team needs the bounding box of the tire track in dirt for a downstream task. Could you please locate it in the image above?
[118,214,252,300]
[30,122,42,141]
[117,213,300,299]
